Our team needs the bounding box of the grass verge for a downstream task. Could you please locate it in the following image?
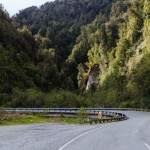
[0,113,87,126]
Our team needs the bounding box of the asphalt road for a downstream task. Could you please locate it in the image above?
[0,111,150,150]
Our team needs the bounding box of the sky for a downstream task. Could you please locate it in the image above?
[0,0,53,16]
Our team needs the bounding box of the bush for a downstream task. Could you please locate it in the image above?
[76,107,87,123]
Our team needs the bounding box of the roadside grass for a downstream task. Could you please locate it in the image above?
[0,114,51,126]
[58,117,88,124]
[0,113,88,126]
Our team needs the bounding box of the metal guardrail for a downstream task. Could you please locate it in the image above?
[2,108,129,124]
[2,108,149,124]
[3,108,150,113]
[88,116,127,125]
[3,108,123,116]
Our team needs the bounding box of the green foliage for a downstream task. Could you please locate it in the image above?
[76,107,87,123]
[0,0,150,109]
[8,88,44,108]
[0,114,55,126]
[129,53,150,108]
[68,0,150,108]
[5,88,88,108]
[13,0,112,62]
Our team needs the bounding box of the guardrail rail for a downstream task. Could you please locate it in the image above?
[1,108,138,124]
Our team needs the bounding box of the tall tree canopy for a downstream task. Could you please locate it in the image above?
[0,0,150,108]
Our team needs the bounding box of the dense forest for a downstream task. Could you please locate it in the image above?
[0,0,150,108]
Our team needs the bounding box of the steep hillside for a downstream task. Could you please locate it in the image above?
[0,5,61,106]
[69,0,150,108]
[13,0,113,61]
[0,0,149,108]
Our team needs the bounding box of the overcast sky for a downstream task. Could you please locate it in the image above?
[0,0,54,16]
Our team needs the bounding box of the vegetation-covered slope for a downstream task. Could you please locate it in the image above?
[12,0,116,91]
[13,0,113,62]
[69,0,150,108]
[0,5,62,106]
[0,0,150,108]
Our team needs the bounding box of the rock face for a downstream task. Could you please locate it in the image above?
[85,64,100,92]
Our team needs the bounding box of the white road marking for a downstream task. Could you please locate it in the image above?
[144,143,150,150]
[58,125,106,150]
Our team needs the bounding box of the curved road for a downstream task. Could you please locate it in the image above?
[0,111,150,150]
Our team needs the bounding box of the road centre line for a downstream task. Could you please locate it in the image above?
[144,143,150,150]
[58,125,107,150]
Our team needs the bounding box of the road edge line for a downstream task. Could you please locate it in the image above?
[144,143,150,150]
[58,125,106,150]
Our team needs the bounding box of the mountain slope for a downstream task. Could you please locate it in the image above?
[0,0,149,108]
[13,0,113,61]
[69,0,150,107]
[0,5,60,106]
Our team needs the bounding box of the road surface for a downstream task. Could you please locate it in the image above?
[0,111,150,150]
